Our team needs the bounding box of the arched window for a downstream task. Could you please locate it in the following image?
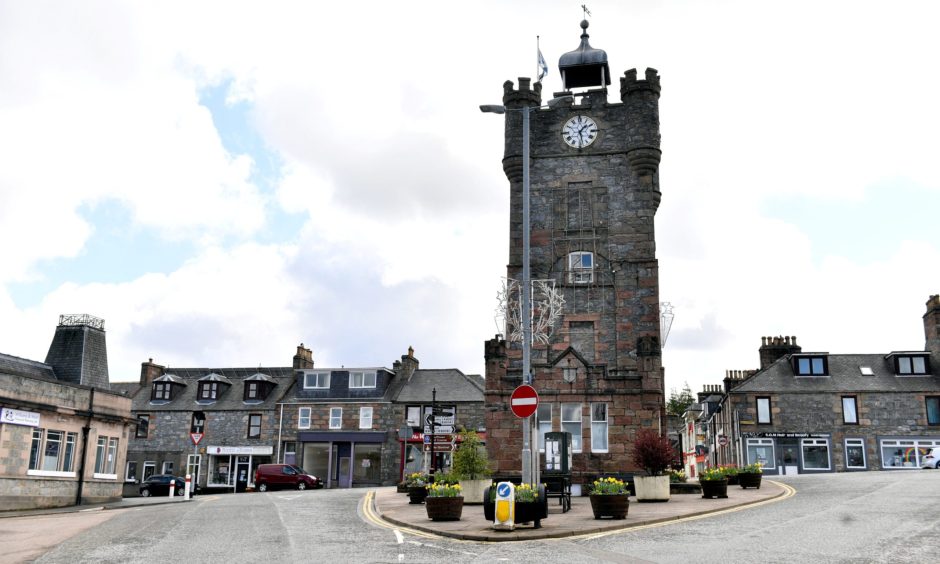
[568,251,594,284]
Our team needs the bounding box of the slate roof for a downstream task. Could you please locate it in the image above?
[0,352,58,383]
[110,382,143,398]
[732,352,940,394]
[132,367,295,411]
[394,369,484,403]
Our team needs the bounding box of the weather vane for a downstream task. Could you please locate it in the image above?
[582,4,592,18]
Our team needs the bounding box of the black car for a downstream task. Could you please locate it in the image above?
[139,474,197,497]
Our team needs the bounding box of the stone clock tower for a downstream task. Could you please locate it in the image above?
[484,20,666,482]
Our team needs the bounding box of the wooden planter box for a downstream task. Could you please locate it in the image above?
[589,494,630,519]
[408,485,428,504]
[425,496,464,521]
[738,472,762,489]
[700,479,729,499]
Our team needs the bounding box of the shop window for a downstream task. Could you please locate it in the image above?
[794,356,828,376]
[329,407,342,429]
[298,407,311,429]
[842,396,858,425]
[561,403,582,452]
[27,429,78,474]
[536,403,552,451]
[359,407,373,429]
[746,438,774,468]
[591,403,608,452]
[125,461,138,482]
[247,414,262,438]
[353,444,382,483]
[349,371,376,389]
[756,397,772,424]
[302,443,330,484]
[303,372,330,389]
[801,438,830,470]
[881,439,940,469]
[845,438,866,469]
[136,414,150,438]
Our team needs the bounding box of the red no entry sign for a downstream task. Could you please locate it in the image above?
[510,384,539,418]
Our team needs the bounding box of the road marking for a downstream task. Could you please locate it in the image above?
[277,495,301,501]
[394,529,404,544]
[575,480,798,541]
[360,491,439,540]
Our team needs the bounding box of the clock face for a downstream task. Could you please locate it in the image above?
[562,115,598,148]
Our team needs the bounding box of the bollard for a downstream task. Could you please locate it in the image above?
[169,478,175,498]
[185,474,192,500]
[492,481,515,531]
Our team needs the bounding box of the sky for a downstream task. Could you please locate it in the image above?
[1,1,938,396]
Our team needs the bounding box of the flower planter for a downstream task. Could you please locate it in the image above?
[513,500,545,528]
[408,485,428,504]
[425,496,463,521]
[726,474,740,486]
[397,483,410,493]
[589,494,630,519]
[700,478,729,499]
[738,472,762,489]
[633,475,671,502]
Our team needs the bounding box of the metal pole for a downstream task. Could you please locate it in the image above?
[431,387,437,476]
[521,105,534,486]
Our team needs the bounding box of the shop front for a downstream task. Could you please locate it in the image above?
[742,432,833,475]
[205,445,273,492]
[298,431,385,488]
[879,436,940,469]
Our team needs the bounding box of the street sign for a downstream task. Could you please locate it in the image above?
[718,435,728,447]
[423,425,455,435]
[190,432,204,445]
[424,434,454,444]
[424,405,455,427]
[424,442,455,452]
[510,384,539,418]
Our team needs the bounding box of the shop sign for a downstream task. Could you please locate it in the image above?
[741,432,831,439]
[1,407,41,427]
[208,445,274,455]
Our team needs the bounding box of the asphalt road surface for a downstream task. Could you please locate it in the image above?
[10,470,939,563]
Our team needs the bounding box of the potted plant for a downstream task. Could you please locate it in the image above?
[631,429,677,502]
[738,462,763,489]
[699,467,729,499]
[451,430,491,504]
[589,477,630,519]
[405,472,429,504]
[425,482,464,521]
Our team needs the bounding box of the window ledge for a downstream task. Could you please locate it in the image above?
[27,470,76,478]
[93,473,118,480]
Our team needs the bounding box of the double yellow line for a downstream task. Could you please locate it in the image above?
[360,491,441,540]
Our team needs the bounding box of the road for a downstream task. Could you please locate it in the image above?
[8,471,938,563]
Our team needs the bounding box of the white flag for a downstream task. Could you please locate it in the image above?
[537,48,548,82]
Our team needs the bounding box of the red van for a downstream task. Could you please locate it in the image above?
[254,464,321,492]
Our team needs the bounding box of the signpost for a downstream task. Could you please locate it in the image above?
[718,435,728,447]
[510,385,539,418]
[190,433,204,445]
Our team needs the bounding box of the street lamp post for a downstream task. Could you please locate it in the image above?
[481,95,572,486]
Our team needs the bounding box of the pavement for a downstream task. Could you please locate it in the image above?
[0,495,194,519]
[369,480,792,542]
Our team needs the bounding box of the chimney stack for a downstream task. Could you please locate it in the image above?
[759,335,802,369]
[293,343,314,369]
[139,358,164,386]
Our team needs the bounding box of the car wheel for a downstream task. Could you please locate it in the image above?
[176,486,185,496]
[936,461,940,469]
[297,481,307,491]
[258,482,268,492]
[141,489,151,497]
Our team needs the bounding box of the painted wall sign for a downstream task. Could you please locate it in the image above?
[741,432,832,439]
[208,445,274,455]
[1,407,41,427]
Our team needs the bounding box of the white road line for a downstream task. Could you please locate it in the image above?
[394,529,404,544]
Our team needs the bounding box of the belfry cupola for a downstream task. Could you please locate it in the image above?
[558,19,611,90]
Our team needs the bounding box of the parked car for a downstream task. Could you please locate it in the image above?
[254,464,321,492]
[921,448,939,469]
[139,474,197,497]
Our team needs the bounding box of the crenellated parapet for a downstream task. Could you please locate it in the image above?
[620,68,661,99]
[501,78,542,183]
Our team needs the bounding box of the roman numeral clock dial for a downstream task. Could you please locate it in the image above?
[562,115,598,149]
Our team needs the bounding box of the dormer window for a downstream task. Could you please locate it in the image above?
[198,382,219,400]
[568,252,594,284]
[303,371,330,389]
[244,373,276,401]
[152,382,172,400]
[349,371,376,389]
[895,354,929,375]
[793,355,828,376]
